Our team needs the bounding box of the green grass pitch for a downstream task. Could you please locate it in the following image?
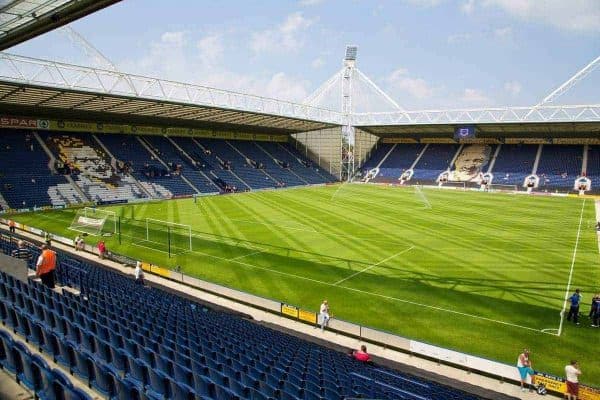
[12,184,600,385]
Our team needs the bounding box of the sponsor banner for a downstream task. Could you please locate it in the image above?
[0,116,39,129]
[504,138,547,144]
[281,303,299,318]
[151,264,171,278]
[1,115,289,142]
[298,309,317,324]
[97,199,128,206]
[534,373,567,394]
[420,138,456,143]
[381,138,418,144]
[533,373,600,400]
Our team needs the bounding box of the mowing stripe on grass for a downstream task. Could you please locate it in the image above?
[229,249,265,261]
[557,198,586,336]
[186,246,549,334]
[332,246,415,285]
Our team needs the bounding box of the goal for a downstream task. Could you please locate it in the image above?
[489,184,519,193]
[134,218,192,256]
[69,207,117,236]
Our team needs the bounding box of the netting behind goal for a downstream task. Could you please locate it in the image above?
[489,184,519,192]
[69,207,116,236]
[131,218,192,256]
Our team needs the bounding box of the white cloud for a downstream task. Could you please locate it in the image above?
[504,81,522,96]
[460,88,492,104]
[402,0,443,7]
[447,33,472,44]
[197,34,223,66]
[311,57,324,68]
[388,68,435,99]
[160,31,186,46]
[493,26,512,39]
[483,0,600,33]
[299,0,323,5]
[120,30,311,103]
[250,12,315,54]
[461,0,475,14]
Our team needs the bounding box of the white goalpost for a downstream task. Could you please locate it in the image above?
[140,218,193,256]
[69,207,117,236]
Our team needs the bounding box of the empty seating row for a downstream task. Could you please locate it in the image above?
[0,235,481,400]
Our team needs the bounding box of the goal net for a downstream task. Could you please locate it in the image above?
[69,207,117,236]
[134,218,192,256]
[489,184,519,192]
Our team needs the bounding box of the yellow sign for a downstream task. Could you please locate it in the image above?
[534,373,600,400]
[281,304,299,318]
[534,373,566,393]
[298,309,317,324]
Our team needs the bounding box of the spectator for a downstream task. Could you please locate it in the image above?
[516,349,535,392]
[318,300,331,331]
[11,240,32,265]
[97,240,107,259]
[74,235,81,251]
[565,360,581,400]
[36,245,56,289]
[8,219,15,233]
[590,293,599,328]
[566,289,582,325]
[76,236,85,252]
[44,231,52,246]
[134,261,145,285]
[352,345,371,363]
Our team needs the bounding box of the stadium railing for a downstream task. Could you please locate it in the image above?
[2,218,600,398]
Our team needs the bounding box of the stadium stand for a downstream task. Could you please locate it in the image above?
[481,144,537,187]
[141,135,218,194]
[42,132,150,204]
[411,144,459,183]
[373,144,424,183]
[0,130,84,209]
[265,142,335,184]
[97,134,195,198]
[587,145,600,192]
[360,143,394,172]
[231,141,306,187]
[0,234,483,400]
[195,139,278,190]
[536,145,583,191]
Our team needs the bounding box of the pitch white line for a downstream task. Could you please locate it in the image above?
[228,218,318,232]
[229,249,264,261]
[330,183,347,201]
[186,247,550,334]
[557,198,586,336]
[332,246,415,285]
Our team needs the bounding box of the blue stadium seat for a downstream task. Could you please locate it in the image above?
[90,361,116,398]
[0,330,18,374]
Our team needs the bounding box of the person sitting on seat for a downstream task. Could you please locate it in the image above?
[351,345,371,363]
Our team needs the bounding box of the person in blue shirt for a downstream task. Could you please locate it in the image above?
[590,293,599,328]
[566,289,582,325]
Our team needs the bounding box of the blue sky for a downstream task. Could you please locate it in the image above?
[9,0,600,111]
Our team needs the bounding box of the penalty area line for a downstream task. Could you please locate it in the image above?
[332,246,415,286]
[187,247,550,335]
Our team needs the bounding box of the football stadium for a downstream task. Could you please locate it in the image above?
[0,1,599,400]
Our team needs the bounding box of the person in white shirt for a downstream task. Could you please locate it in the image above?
[134,261,144,285]
[319,300,330,331]
[516,349,535,392]
[565,360,581,400]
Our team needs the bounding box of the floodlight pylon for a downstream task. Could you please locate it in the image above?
[304,46,410,180]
